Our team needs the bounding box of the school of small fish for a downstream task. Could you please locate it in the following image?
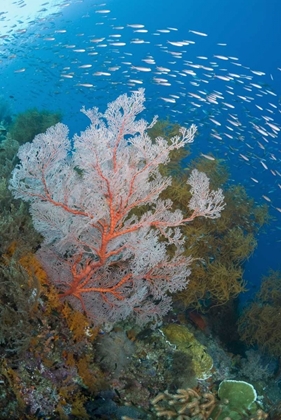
[0,0,281,226]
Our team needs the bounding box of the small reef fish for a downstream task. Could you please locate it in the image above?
[201,153,215,161]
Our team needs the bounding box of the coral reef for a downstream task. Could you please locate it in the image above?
[239,350,275,383]
[0,100,276,418]
[238,270,281,357]
[9,90,226,326]
[9,108,62,144]
[0,107,62,258]
[0,107,64,357]
[151,383,268,420]
[164,158,269,311]
[0,106,108,418]
[95,330,136,376]
[162,324,213,380]
[0,256,104,418]
[151,388,216,419]
[0,254,41,355]
[215,379,268,419]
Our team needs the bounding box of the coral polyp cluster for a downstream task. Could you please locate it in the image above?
[151,388,215,419]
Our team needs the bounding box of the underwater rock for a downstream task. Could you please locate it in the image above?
[162,324,213,380]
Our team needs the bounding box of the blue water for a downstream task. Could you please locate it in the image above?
[1,0,281,305]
